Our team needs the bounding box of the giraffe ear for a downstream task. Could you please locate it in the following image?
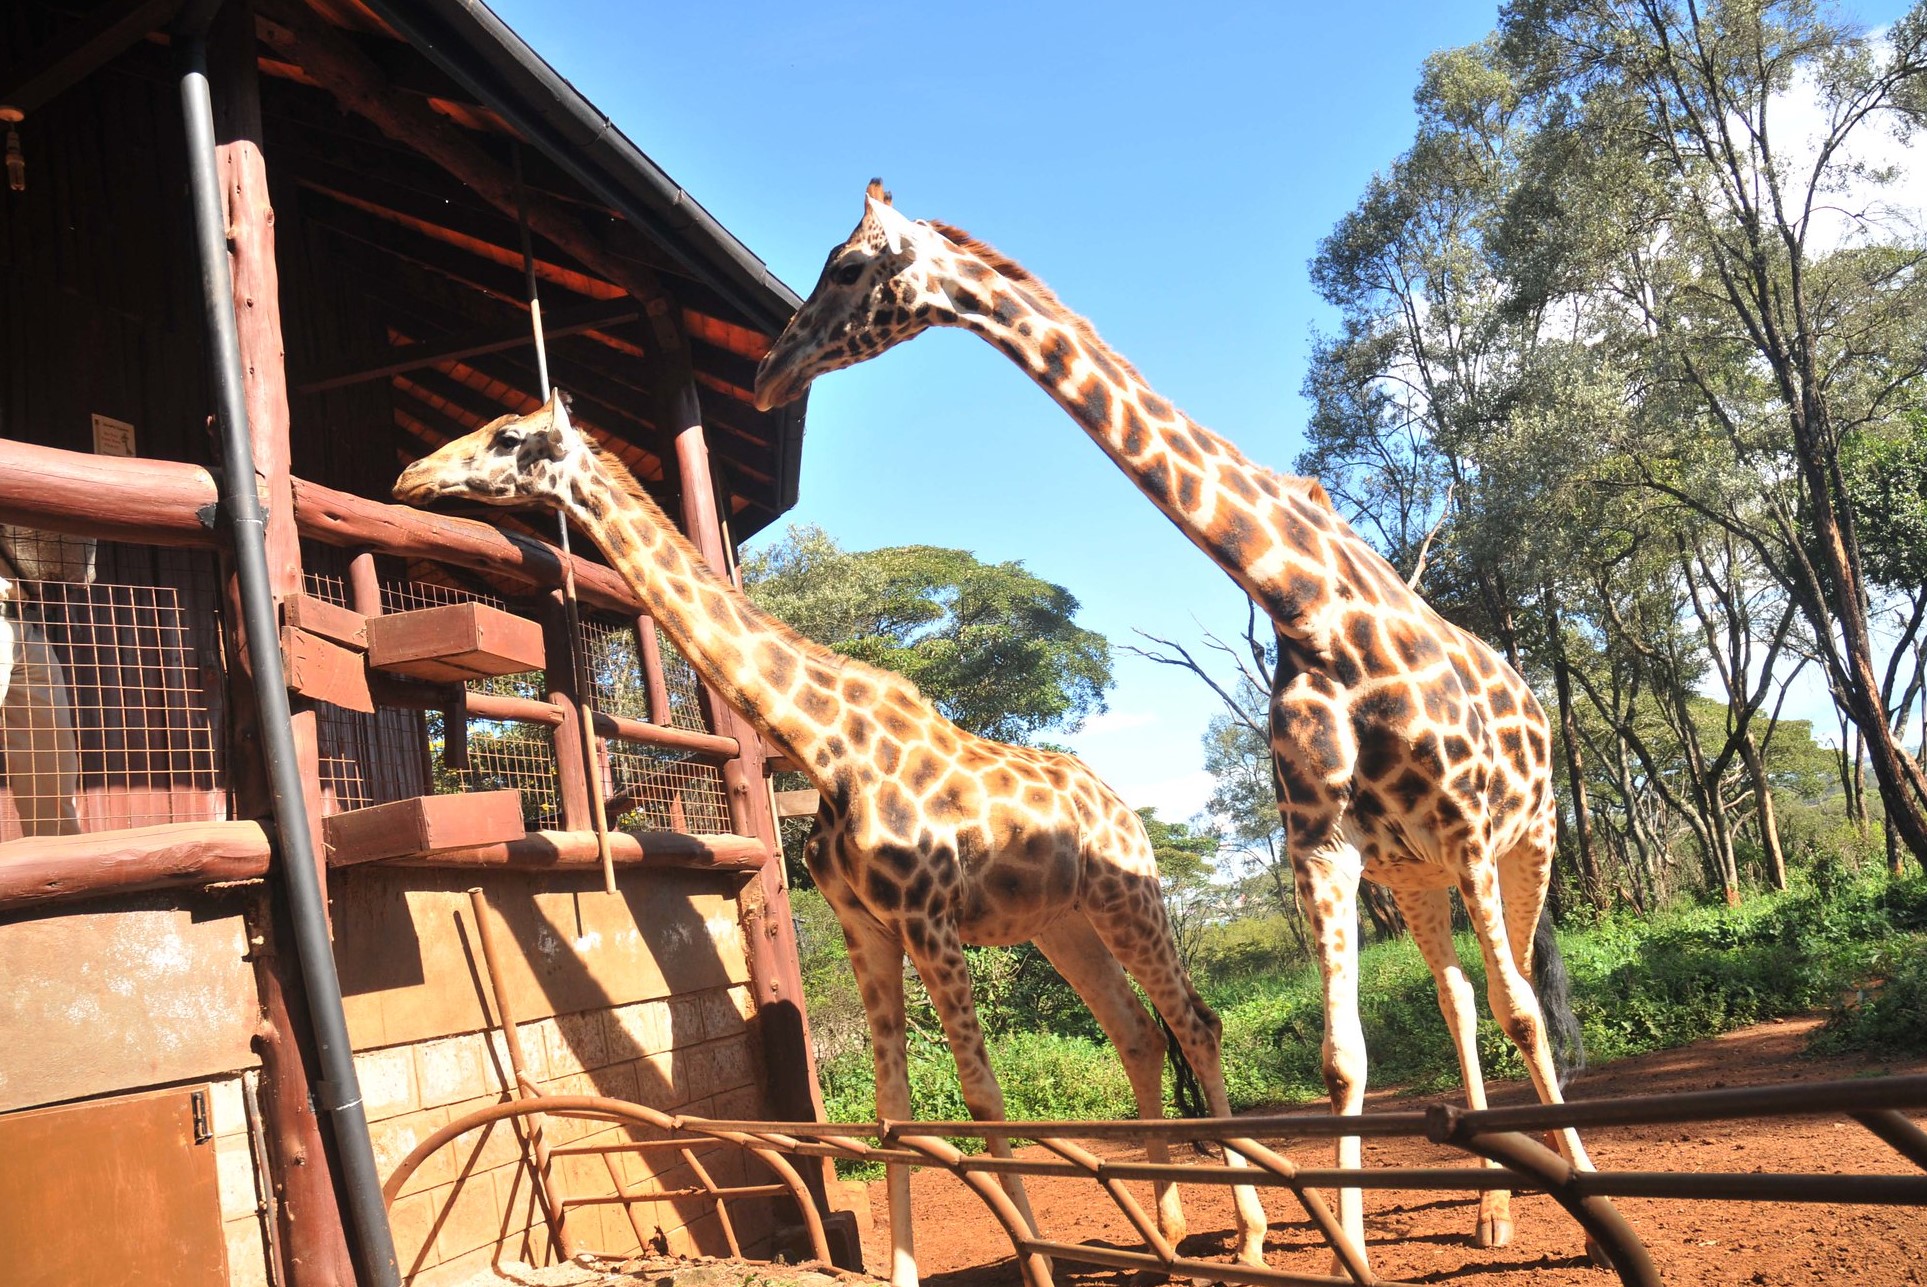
[525,389,569,460]
[867,196,914,255]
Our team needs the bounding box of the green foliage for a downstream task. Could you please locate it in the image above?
[1842,413,1927,591]
[742,525,1112,745]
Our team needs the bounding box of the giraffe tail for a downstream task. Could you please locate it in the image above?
[1157,1010,1215,1155]
[1532,906,1587,1084]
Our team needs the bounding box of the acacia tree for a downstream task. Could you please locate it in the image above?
[1500,0,1927,864]
[743,524,1113,744]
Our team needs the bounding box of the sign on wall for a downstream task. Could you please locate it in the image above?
[91,413,135,458]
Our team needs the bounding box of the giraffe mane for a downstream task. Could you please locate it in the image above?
[578,439,910,690]
[925,222,1149,385]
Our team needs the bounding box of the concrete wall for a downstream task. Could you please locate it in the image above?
[0,862,785,1286]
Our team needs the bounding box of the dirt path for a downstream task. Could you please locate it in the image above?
[859,1018,1927,1286]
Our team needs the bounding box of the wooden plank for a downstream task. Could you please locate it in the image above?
[385,828,768,872]
[282,625,374,713]
[283,589,367,649]
[365,600,544,680]
[774,789,821,820]
[0,820,273,910]
[0,1084,227,1283]
[323,790,524,866]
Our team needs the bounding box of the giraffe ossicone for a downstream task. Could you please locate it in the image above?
[392,390,1270,1287]
[757,181,1598,1269]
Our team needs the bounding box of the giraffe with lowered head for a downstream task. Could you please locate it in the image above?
[754,182,1595,1266]
[392,392,1267,1287]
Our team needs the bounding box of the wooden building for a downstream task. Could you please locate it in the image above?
[0,1,830,1283]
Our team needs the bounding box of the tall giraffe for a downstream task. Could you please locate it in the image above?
[753,182,1595,1264]
[392,392,1267,1286]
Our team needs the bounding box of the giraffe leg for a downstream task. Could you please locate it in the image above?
[827,881,920,1287]
[900,918,1046,1254]
[1033,916,1190,1250]
[1271,672,1369,1274]
[1497,832,1594,1173]
[1078,885,1269,1265]
[1460,854,1594,1200]
[1296,842,1369,1275]
[1390,883,1511,1247]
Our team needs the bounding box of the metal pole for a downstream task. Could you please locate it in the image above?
[176,6,399,1281]
[515,142,613,893]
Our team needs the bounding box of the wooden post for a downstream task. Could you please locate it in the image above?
[542,591,593,834]
[347,551,382,618]
[207,3,353,1282]
[671,383,825,1133]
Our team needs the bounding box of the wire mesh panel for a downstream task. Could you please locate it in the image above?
[584,619,731,835]
[442,669,561,831]
[653,627,712,733]
[315,704,430,816]
[0,577,224,840]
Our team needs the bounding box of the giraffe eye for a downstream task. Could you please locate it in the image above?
[831,261,864,286]
[492,428,524,452]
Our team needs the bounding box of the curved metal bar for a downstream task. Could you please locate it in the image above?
[1435,1125,1659,1287]
[1225,1136,1375,1285]
[889,1131,1055,1287]
[1035,1136,1176,1265]
[1852,1109,1927,1171]
[379,1095,829,1264]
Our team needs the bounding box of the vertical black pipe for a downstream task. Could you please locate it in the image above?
[175,7,400,1281]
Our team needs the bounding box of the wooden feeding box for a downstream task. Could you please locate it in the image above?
[324,789,526,866]
[364,602,544,682]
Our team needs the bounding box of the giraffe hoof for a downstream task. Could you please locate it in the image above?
[1476,1215,1514,1248]
[1236,1240,1266,1268]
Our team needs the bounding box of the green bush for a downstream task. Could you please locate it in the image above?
[809,873,1927,1148]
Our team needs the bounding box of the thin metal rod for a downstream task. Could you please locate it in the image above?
[511,142,550,393]
[174,15,399,1283]
[1020,1238,1398,1287]
[512,140,613,891]
[466,888,578,1257]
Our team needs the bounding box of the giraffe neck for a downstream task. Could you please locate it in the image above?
[555,469,918,795]
[933,253,1403,642]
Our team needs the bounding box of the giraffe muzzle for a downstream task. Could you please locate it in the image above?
[752,341,808,411]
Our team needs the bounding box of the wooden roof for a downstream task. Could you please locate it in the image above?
[2,0,808,538]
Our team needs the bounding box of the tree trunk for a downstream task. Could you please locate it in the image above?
[1738,730,1786,891]
[1545,597,1602,908]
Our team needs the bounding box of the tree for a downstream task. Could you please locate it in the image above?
[1140,808,1226,980]
[743,525,1113,744]
[1499,0,1927,865]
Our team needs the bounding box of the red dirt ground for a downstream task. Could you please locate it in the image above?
[858,1017,1927,1285]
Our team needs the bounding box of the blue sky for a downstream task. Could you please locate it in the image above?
[491,0,1911,823]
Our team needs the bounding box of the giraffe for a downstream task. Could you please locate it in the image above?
[752,181,1596,1266]
[392,391,1269,1287]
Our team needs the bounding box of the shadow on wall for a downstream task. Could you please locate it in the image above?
[331,864,771,1278]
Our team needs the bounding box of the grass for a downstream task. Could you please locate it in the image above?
[804,872,1927,1174]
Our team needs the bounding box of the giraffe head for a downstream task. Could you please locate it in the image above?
[754,179,950,410]
[392,390,587,509]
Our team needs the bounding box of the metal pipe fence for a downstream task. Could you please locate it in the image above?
[390,1071,1927,1287]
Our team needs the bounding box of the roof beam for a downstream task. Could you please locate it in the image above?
[255,0,687,366]
[0,0,184,116]
[297,297,640,393]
